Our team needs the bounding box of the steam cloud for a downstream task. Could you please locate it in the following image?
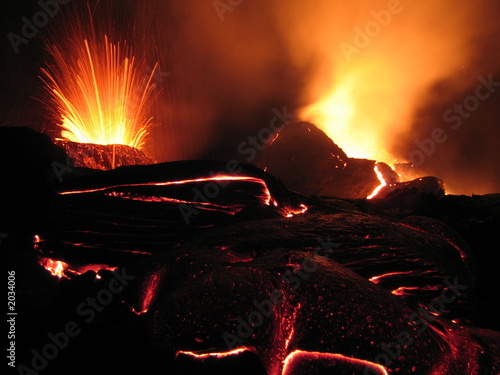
[154,0,500,194]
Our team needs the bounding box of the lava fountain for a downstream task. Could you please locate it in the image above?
[38,2,161,169]
[41,36,158,149]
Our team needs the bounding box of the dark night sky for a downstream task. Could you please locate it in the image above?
[1,0,499,194]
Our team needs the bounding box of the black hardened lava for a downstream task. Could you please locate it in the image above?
[2,127,499,375]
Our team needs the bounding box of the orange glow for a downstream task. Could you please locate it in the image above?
[367,164,387,199]
[301,58,406,165]
[176,348,389,375]
[75,264,118,280]
[39,257,70,279]
[176,347,249,359]
[36,233,118,280]
[282,350,388,375]
[391,286,427,296]
[283,305,300,352]
[132,271,164,315]
[284,1,479,170]
[369,270,417,284]
[38,256,118,280]
[41,35,158,149]
[58,175,307,219]
[284,204,309,218]
[60,176,269,195]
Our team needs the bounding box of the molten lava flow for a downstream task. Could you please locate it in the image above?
[36,233,118,279]
[390,286,423,296]
[390,284,443,296]
[41,35,159,150]
[176,347,249,360]
[59,176,270,196]
[39,257,71,279]
[75,264,119,279]
[283,204,308,218]
[367,163,387,199]
[59,175,307,219]
[369,270,418,284]
[38,256,118,280]
[131,270,165,315]
[281,350,389,375]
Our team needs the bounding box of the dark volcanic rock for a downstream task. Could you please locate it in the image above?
[4,127,500,374]
[55,140,155,170]
[125,244,499,375]
[256,122,395,199]
[0,126,66,233]
[374,176,446,201]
